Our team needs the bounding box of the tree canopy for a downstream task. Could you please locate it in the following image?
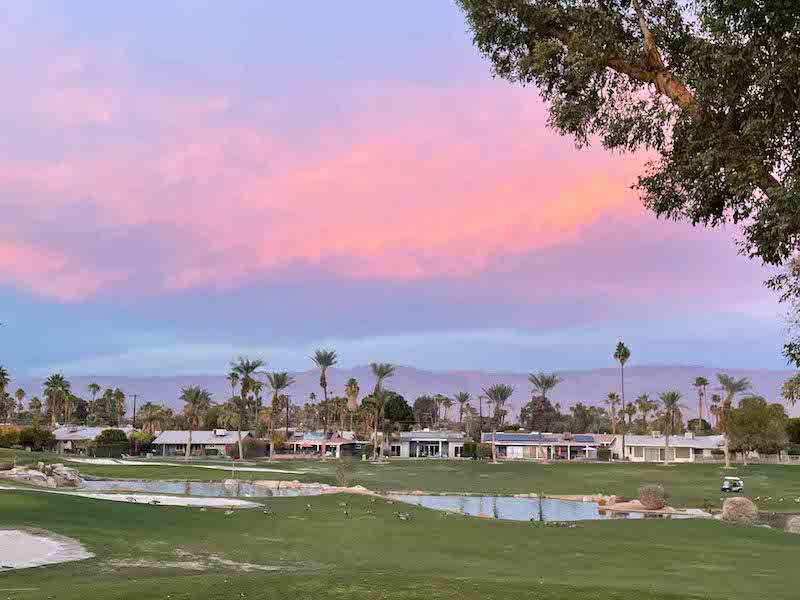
[457,0,800,357]
[727,395,788,456]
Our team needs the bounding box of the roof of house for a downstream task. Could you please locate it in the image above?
[152,430,253,445]
[400,431,468,442]
[480,432,599,445]
[619,434,724,449]
[53,426,136,442]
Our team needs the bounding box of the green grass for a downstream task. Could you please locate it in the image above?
[5,448,798,513]
[1,488,800,599]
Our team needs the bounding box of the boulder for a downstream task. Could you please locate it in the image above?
[639,485,666,510]
[49,464,83,487]
[785,515,800,535]
[721,497,758,524]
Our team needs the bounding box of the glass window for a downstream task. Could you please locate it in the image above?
[675,447,690,459]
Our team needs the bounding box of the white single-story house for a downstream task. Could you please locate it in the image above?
[612,433,724,463]
[152,429,254,457]
[286,431,366,457]
[393,431,468,458]
[53,425,137,454]
[480,432,606,460]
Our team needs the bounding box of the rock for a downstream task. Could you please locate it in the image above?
[639,485,667,510]
[785,515,800,535]
[721,497,758,524]
[50,465,83,488]
[223,479,239,487]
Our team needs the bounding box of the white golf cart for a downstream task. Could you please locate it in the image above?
[721,476,744,493]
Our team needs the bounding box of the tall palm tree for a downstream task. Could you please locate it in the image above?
[454,391,471,423]
[345,378,360,431]
[112,388,126,426]
[659,391,684,465]
[716,373,751,468]
[604,392,621,435]
[369,362,396,461]
[0,366,10,422]
[266,372,296,461]
[622,403,637,429]
[528,372,563,428]
[693,376,709,433]
[226,371,240,400]
[251,380,264,426]
[13,388,25,422]
[312,350,338,459]
[44,374,71,428]
[180,385,211,460]
[87,383,100,423]
[370,388,391,463]
[434,395,446,426]
[482,384,514,464]
[613,341,631,457]
[635,393,651,432]
[231,356,265,418]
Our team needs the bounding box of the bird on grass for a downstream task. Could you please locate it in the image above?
[200,507,207,512]
[149,499,161,506]
[305,503,312,512]
[395,512,412,521]
[126,496,138,503]
[338,501,348,508]
[224,510,234,515]
[364,509,375,515]
[343,508,351,517]
[263,506,274,515]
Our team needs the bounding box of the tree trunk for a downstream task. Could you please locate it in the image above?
[320,383,328,461]
[237,426,244,463]
[724,436,731,468]
[620,365,626,461]
[491,429,498,464]
[373,406,380,462]
[664,434,670,465]
[185,427,192,461]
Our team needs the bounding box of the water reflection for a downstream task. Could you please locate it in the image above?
[81,479,322,498]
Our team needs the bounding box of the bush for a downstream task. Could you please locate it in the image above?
[639,485,667,510]
[93,428,131,457]
[0,427,20,448]
[228,438,268,459]
[463,441,477,458]
[787,445,800,456]
[19,428,55,451]
[721,497,758,524]
[597,447,611,462]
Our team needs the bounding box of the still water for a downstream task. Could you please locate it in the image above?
[80,479,322,498]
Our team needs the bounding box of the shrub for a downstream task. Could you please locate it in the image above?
[229,438,268,459]
[19,428,55,451]
[721,497,758,524]
[597,447,611,462]
[0,426,20,448]
[462,441,477,458]
[93,428,132,457]
[335,459,354,487]
[639,485,667,510]
[787,445,800,456]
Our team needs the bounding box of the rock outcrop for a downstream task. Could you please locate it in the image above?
[721,497,758,524]
[0,463,83,488]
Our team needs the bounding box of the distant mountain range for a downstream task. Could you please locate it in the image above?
[12,365,799,420]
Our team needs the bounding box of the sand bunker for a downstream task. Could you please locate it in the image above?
[0,529,93,571]
[67,492,261,509]
[66,458,304,475]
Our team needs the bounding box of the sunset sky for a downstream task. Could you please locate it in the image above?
[0,2,787,376]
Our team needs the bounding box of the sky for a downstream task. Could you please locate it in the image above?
[0,1,790,376]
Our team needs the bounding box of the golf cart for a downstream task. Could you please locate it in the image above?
[721,476,744,493]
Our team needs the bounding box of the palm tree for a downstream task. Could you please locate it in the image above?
[614,341,631,457]
[716,373,751,468]
[442,397,453,422]
[28,397,42,428]
[528,372,563,428]
[14,388,25,422]
[312,350,338,459]
[622,403,637,429]
[693,376,709,433]
[112,388,126,426]
[180,385,211,460]
[371,388,391,462]
[139,402,164,435]
[226,371,240,400]
[482,384,514,464]
[0,367,10,422]
[454,392,471,423]
[433,395,446,426]
[345,378,360,431]
[369,362,396,461]
[217,403,242,458]
[44,374,71,428]
[659,391,684,465]
[266,372,296,461]
[604,392,621,435]
[635,393,651,432]
[87,383,100,422]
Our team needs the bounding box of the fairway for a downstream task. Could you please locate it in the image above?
[2,487,800,600]
[6,449,799,513]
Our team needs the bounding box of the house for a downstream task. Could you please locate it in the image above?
[612,433,724,463]
[394,431,468,458]
[53,425,137,455]
[286,431,366,458]
[480,431,603,460]
[151,429,254,457]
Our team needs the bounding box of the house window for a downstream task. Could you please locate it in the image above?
[634,447,643,458]
[391,444,401,457]
[675,447,690,459]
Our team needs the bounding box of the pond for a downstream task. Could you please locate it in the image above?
[80,479,323,498]
[392,495,697,522]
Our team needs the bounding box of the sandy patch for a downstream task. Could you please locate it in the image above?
[107,550,286,573]
[66,458,305,475]
[0,529,93,571]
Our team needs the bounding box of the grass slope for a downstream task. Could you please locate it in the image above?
[1,489,799,599]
